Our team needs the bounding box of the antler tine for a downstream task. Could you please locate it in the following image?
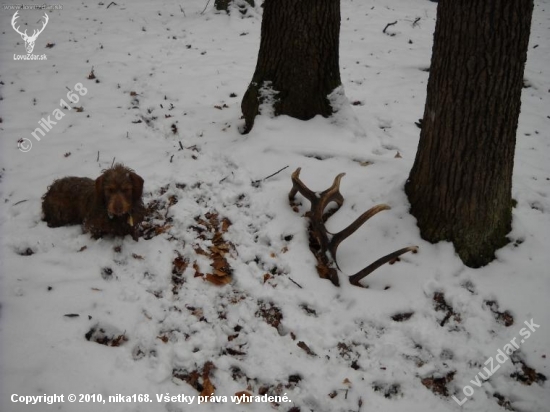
[318,173,345,217]
[348,246,419,287]
[289,168,317,203]
[328,204,390,261]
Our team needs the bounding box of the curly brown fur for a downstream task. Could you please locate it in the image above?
[42,164,145,240]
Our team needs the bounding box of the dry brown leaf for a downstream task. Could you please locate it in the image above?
[172,256,189,275]
[193,261,204,277]
[205,274,231,286]
[200,362,216,398]
[221,218,231,232]
[213,269,229,277]
[297,341,316,356]
[212,258,228,270]
[155,224,172,235]
[190,308,204,318]
[212,232,224,243]
[194,245,208,256]
[234,391,252,402]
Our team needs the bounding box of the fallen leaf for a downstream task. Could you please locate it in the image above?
[200,362,216,397]
[234,391,252,402]
[205,274,231,285]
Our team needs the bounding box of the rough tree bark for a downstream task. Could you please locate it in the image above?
[405,0,534,267]
[241,0,341,133]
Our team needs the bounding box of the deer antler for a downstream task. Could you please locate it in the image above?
[289,168,418,287]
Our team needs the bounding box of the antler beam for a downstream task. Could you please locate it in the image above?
[289,168,418,287]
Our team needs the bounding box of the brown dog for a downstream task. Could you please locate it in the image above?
[42,164,145,240]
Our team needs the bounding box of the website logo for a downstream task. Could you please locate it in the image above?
[11,11,49,58]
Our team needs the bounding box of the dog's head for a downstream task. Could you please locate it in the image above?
[95,164,144,217]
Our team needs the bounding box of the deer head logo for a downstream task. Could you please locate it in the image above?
[11,11,49,54]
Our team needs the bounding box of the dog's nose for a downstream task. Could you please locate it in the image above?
[111,198,125,216]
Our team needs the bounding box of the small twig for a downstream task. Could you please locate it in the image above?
[179,141,184,150]
[200,0,212,15]
[13,199,28,206]
[383,20,398,34]
[106,1,117,8]
[288,277,303,289]
[413,17,421,27]
[219,172,233,184]
[262,165,289,181]
[110,158,116,167]
[252,165,289,187]
[170,154,174,163]
[179,5,186,16]
[97,151,100,162]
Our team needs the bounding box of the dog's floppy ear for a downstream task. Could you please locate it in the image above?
[129,172,144,202]
[95,174,106,205]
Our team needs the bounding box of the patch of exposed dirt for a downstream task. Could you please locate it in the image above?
[256,301,283,329]
[420,371,455,397]
[433,292,461,327]
[485,300,514,327]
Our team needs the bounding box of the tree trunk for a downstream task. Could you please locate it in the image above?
[405,0,533,267]
[241,0,341,133]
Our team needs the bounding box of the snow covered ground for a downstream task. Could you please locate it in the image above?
[1,0,549,411]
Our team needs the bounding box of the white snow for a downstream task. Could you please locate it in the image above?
[1,0,549,411]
